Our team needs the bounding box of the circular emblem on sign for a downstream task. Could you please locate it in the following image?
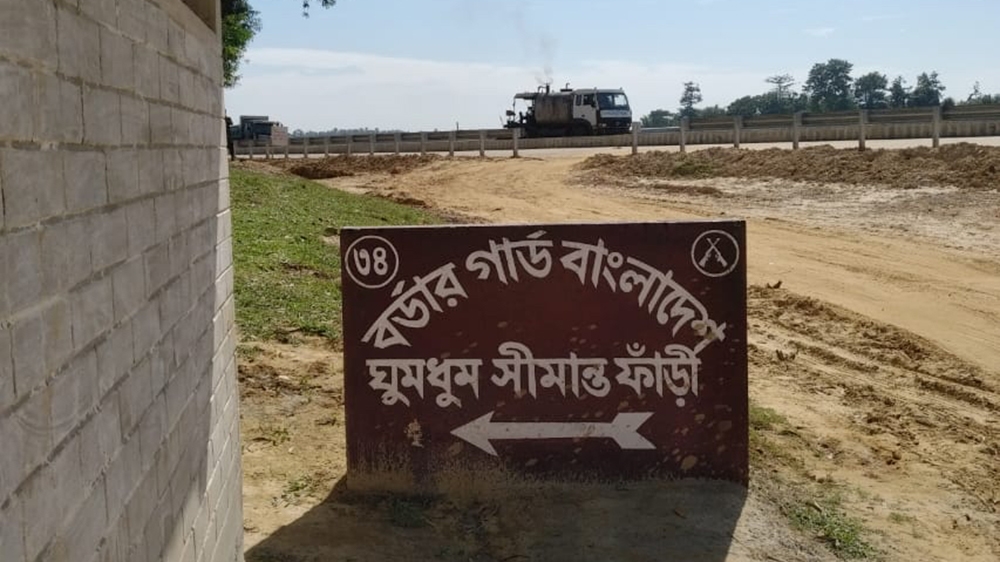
[344,235,400,289]
[691,230,739,278]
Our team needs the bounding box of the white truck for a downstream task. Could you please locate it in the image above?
[504,84,633,138]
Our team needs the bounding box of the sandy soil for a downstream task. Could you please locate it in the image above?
[331,156,1000,372]
[239,341,840,562]
[240,150,1000,561]
[599,178,1000,256]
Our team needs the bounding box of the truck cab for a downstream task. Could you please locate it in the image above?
[573,89,632,135]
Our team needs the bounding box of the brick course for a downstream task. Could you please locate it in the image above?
[0,1,240,561]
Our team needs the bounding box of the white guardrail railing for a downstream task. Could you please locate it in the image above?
[233,106,1000,158]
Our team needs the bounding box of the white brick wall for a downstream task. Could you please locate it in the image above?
[0,1,240,561]
[1,149,66,229]
[0,1,58,68]
[56,5,102,83]
[63,150,110,213]
[0,64,38,140]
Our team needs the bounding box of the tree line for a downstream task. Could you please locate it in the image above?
[641,59,999,127]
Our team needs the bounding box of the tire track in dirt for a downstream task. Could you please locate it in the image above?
[310,154,1000,560]
[748,285,1000,561]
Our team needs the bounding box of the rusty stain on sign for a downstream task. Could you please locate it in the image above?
[341,221,748,491]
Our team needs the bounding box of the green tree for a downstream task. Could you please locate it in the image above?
[804,58,855,112]
[222,0,337,88]
[222,0,261,88]
[640,109,677,127]
[765,74,796,99]
[727,71,809,117]
[762,92,808,114]
[697,105,726,118]
[854,71,888,109]
[727,95,761,117]
[910,71,946,106]
[889,76,909,108]
[679,82,703,119]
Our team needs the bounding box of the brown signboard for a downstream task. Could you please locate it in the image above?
[341,220,747,491]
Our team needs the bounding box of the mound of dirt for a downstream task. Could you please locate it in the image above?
[579,143,1000,189]
[232,159,296,177]
[274,154,443,180]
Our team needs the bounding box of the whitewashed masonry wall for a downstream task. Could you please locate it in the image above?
[0,0,241,560]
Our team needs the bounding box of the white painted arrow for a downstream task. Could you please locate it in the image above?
[450,411,656,456]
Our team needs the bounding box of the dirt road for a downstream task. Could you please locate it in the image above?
[339,156,1000,372]
[240,150,999,562]
[307,152,1000,561]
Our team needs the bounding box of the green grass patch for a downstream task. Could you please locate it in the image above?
[236,342,265,361]
[230,167,444,342]
[748,402,804,468]
[787,494,878,559]
[749,403,788,431]
[747,402,880,559]
[277,473,328,506]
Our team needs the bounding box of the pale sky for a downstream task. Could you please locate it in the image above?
[223,0,1000,131]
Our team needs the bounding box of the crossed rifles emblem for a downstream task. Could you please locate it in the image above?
[698,236,729,270]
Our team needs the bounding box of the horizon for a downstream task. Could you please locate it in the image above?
[224,0,1000,132]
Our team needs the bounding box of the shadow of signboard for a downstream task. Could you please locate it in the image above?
[246,477,748,562]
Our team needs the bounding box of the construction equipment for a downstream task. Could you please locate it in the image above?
[227,115,289,147]
[503,84,633,138]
